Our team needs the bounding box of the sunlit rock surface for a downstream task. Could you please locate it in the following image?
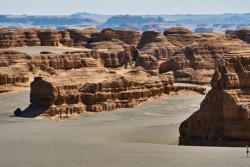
[179,51,250,146]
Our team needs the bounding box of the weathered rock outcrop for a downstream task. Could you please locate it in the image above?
[0,28,41,47]
[179,52,250,147]
[37,29,73,47]
[17,67,174,119]
[91,28,141,45]
[86,40,139,68]
[66,28,100,47]
[163,27,202,47]
[0,65,29,85]
[22,29,41,46]
[226,28,250,43]
[137,31,178,60]
[0,49,30,92]
[0,49,28,67]
[160,32,250,84]
[29,50,99,70]
[0,28,75,47]
[0,44,140,92]
[135,54,158,70]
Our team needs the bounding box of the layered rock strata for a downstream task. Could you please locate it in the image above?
[135,54,158,70]
[66,28,100,47]
[0,28,75,47]
[179,52,250,147]
[160,33,250,84]
[86,40,139,68]
[0,44,140,92]
[0,50,30,92]
[91,28,141,45]
[0,28,23,47]
[17,67,174,119]
[163,27,202,47]
[37,29,73,47]
[137,31,178,60]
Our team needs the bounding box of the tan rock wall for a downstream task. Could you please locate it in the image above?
[179,53,250,147]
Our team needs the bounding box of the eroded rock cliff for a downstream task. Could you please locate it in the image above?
[0,49,30,92]
[160,32,250,84]
[91,28,141,45]
[18,66,174,119]
[0,28,41,47]
[179,52,250,146]
[137,31,178,60]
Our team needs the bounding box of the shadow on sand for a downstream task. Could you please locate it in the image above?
[13,102,50,118]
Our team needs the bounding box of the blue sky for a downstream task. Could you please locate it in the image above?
[1,0,250,15]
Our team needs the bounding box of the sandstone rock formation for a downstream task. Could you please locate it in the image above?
[226,28,250,43]
[37,29,73,47]
[91,28,141,45]
[17,67,174,119]
[137,31,178,60]
[0,28,31,47]
[86,40,139,68]
[1,27,250,92]
[163,27,202,47]
[22,29,41,46]
[0,28,141,50]
[0,49,29,91]
[66,28,100,47]
[160,32,250,84]
[0,28,98,48]
[135,54,158,70]
[179,52,250,146]
[0,27,220,119]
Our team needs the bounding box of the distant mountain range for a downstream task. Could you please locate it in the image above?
[1,12,250,33]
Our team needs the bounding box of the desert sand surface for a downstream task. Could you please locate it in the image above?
[10,46,89,55]
[0,90,249,167]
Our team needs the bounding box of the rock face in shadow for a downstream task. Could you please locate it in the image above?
[17,67,174,119]
[179,52,250,147]
[226,28,250,43]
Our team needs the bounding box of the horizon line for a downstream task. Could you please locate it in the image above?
[1,12,250,16]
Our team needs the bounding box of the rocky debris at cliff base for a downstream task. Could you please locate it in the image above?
[170,86,206,95]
